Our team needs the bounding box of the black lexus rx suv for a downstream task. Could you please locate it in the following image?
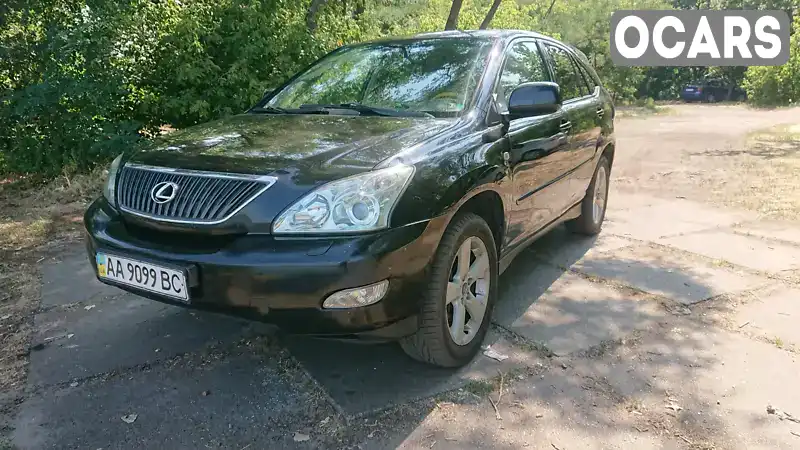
[85,30,615,367]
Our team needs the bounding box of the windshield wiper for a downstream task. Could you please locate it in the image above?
[299,103,434,118]
[250,105,290,114]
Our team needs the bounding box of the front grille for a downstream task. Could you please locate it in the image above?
[117,164,276,224]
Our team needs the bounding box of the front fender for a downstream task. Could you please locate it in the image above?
[389,128,511,227]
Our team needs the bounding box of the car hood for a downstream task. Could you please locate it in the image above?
[130,113,454,182]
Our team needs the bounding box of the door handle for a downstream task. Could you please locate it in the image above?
[596,107,605,118]
[559,120,572,132]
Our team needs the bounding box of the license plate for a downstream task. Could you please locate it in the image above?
[96,253,189,301]
[685,88,695,92]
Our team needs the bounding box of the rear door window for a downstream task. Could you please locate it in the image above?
[545,44,589,101]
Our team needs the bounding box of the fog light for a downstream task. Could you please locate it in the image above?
[322,280,389,309]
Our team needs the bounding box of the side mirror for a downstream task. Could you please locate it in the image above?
[508,82,562,118]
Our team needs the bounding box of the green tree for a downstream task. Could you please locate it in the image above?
[743,14,800,105]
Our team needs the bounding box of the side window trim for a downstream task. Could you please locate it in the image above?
[574,57,597,93]
[543,41,599,104]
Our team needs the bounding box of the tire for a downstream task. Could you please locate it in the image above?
[399,213,498,367]
[706,93,716,103]
[566,155,610,236]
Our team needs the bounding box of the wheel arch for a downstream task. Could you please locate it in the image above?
[433,183,507,256]
[601,142,615,168]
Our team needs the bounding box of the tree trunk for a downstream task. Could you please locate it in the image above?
[479,0,502,29]
[444,0,464,30]
[543,0,557,20]
[307,0,327,33]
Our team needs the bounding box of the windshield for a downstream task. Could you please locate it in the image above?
[264,38,493,117]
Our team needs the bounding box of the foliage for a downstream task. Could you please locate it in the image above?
[1,0,798,176]
[0,0,367,175]
[743,15,800,106]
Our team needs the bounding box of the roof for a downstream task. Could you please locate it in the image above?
[361,29,552,45]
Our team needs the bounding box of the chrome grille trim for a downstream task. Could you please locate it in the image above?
[117,164,277,225]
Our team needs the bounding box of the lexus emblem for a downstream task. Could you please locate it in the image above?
[150,181,179,204]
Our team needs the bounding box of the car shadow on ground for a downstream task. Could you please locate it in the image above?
[287,225,738,448]
[18,227,741,449]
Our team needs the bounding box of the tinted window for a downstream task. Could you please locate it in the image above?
[575,60,597,93]
[267,38,492,117]
[546,45,588,101]
[497,41,549,107]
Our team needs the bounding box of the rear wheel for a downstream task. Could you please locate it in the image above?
[399,213,498,367]
[566,155,610,236]
[706,93,716,103]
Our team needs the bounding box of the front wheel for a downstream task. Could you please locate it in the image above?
[399,213,498,367]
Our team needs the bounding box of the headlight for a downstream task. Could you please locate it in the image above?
[103,154,123,208]
[273,164,414,234]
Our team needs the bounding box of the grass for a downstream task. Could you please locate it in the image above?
[462,379,495,397]
[680,123,800,221]
[773,336,785,349]
[0,169,104,440]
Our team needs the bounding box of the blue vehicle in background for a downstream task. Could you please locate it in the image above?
[682,78,747,103]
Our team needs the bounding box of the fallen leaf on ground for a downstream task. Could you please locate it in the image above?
[84,305,96,311]
[69,381,78,388]
[665,403,683,412]
[293,432,310,442]
[319,416,330,425]
[483,346,508,362]
[121,414,138,424]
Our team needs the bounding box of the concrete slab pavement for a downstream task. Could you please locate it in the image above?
[494,269,665,356]
[39,250,119,308]
[14,346,335,450]
[603,195,754,241]
[285,329,542,415]
[395,313,800,450]
[29,293,255,386]
[11,183,800,450]
[734,287,800,349]
[734,221,800,247]
[571,244,768,304]
[524,225,636,268]
[659,230,800,273]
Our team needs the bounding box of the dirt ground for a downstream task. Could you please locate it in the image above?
[2,104,800,450]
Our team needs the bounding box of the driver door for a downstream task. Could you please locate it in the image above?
[496,39,571,253]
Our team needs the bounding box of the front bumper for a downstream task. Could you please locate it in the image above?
[84,198,447,340]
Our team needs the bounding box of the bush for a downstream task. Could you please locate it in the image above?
[0,0,172,175]
[0,0,370,176]
[743,15,800,107]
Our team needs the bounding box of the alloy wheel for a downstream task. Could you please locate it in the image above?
[445,236,490,346]
[592,165,608,224]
